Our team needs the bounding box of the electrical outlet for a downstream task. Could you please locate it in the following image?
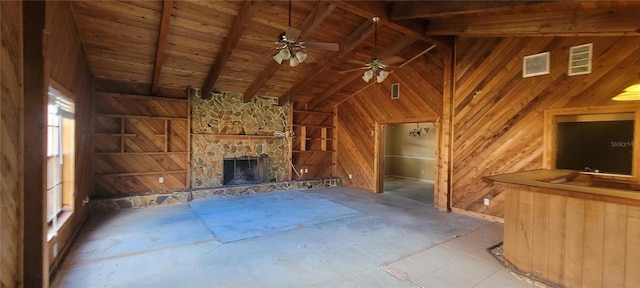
[349,174,352,179]
[483,198,490,206]
[159,177,164,183]
[53,243,58,258]
[421,170,425,175]
[304,168,309,173]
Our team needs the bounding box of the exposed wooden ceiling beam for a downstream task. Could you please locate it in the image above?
[390,1,551,20]
[201,0,256,100]
[331,1,452,48]
[243,2,336,102]
[426,6,640,37]
[306,34,417,110]
[277,19,375,106]
[151,0,172,95]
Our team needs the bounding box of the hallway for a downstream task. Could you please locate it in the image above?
[384,177,434,205]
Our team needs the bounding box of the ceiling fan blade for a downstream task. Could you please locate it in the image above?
[337,67,369,74]
[384,56,406,65]
[304,42,339,51]
[307,53,317,63]
[286,26,302,41]
[344,59,366,65]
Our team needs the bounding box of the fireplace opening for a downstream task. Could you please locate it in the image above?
[223,156,269,186]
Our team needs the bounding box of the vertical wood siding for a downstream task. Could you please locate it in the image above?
[503,189,640,287]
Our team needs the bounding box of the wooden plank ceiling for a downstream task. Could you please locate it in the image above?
[70,1,640,108]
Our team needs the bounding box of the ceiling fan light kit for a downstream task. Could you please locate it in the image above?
[342,17,392,84]
[270,0,338,67]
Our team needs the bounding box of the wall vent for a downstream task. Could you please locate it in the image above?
[391,83,400,99]
[568,43,592,76]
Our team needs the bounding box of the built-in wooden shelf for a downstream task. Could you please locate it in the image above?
[293,110,335,116]
[95,92,188,103]
[93,91,191,195]
[95,152,188,155]
[96,113,188,120]
[290,107,336,179]
[97,169,187,177]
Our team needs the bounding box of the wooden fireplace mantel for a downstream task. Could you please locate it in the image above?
[191,133,279,140]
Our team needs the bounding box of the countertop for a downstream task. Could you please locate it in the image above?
[485,169,640,206]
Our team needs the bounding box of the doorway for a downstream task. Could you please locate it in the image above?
[380,122,436,204]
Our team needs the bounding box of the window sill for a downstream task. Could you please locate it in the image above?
[47,209,73,241]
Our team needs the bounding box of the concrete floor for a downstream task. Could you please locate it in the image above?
[383,177,434,204]
[52,187,527,287]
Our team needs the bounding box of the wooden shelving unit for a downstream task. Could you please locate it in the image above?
[290,106,336,179]
[92,92,190,195]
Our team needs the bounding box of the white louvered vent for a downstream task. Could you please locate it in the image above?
[568,43,592,76]
[391,83,400,99]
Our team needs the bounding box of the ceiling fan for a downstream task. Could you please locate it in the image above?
[339,17,404,83]
[271,0,340,67]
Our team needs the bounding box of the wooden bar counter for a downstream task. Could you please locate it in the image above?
[486,169,640,288]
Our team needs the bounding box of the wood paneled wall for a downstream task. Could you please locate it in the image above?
[93,92,190,196]
[45,0,95,274]
[335,49,445,193]
[450,36,640,218]
[1,1,24,286]
[504,189,640,287]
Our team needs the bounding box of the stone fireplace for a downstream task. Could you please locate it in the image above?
[223,156,269,186]
[190,91,290,188]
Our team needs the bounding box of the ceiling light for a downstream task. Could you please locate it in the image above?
[362,70,374,82]
[295,50,307,63]
[289,55,300,67]
[272,48,291,64]
[376,70,389,83]
[612,84,640,101]
[273,47,308,66]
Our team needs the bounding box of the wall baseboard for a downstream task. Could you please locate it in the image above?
[451,207,504,223]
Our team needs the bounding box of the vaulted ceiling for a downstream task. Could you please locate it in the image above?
[69,1,640,108]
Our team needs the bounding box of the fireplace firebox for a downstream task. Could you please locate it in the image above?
[222,156,269,186]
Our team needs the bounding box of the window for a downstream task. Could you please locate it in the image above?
[47,86,75,236]
[544,105,640,182]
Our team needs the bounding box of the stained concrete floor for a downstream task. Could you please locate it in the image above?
[52,187,527,287]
